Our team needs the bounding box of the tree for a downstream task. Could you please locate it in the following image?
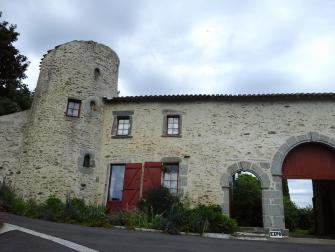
[0,12,32,116]
[282,178,290,199]
[231,173,263,227]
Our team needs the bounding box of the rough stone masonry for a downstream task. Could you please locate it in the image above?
[0,40,335,232]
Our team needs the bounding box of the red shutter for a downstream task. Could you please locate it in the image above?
[143,162,162,196]
[122,163,142,210]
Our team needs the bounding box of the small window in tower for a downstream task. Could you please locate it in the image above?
[94,68,100,80]
[66,99,81,117]
[90,101,97,112]
[83,154,90,168]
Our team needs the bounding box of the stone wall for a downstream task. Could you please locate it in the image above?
[99,99,335,228]
[0,111,29,186]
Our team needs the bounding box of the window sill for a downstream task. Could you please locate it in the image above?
[64,115,80,121]
[161,134,182,138]
[112,135,133,139]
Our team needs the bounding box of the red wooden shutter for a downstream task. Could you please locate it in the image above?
[122,163,142,210]
[143,162,162,196]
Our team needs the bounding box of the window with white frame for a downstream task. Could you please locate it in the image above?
[112,111,133,138]
[163,163,179,194]
[167,115,180,135]
[117,117,130,136]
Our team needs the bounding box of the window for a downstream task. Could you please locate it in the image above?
[117,117,130,135]
[108,164,125,201]
[163,163,179,194]
[167,115,180,135]
[83,154,90,168]
[162,111,182,137]
[90,101,97,112]
[66,99,81,117]
[112,111,134,138]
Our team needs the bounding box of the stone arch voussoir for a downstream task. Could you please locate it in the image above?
[271,132,335,176]
[221,161,271,190]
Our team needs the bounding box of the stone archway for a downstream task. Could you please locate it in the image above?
[270,132,335,232]
[221,161,271,227]
[271,132,335,176]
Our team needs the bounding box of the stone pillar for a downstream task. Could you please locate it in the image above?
[221,186,230,216]
[262,176,285,230]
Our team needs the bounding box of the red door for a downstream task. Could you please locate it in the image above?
[107,163,142,212]
[142,162,162,196]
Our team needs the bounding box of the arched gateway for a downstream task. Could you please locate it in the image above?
[272,132,335,235]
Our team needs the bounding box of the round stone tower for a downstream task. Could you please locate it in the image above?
[18,40,119,203]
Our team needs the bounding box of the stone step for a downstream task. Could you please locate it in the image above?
[234,232,269,241]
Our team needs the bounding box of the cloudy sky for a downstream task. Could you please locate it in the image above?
[2,0,335,97]
[2,0,332,207]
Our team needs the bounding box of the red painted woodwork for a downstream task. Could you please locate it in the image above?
[121,163,142,210]
[107,200,123,212]
[283,143,335,179]
[107,163,142,212]
[143,162,162,195]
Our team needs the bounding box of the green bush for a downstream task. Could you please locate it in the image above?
[284,196,314,233]
[0,184,28,215]
[24,199,43,218]
[40,195,65,222]
[284,196,299,230]
[0,184,17,211]
[297,206,313,231]
[82,205,109,227]
[1,184,238,235]
[139,186,179,216]
[110,210,149,229]
[168,204,238,234]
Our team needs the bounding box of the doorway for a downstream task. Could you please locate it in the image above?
[230,171,263,227]
[282,143,335,236]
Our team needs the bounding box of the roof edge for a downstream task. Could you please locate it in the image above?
[103,92,335,103]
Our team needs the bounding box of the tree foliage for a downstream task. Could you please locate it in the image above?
[0,12,32,116]
[232,173,263,227]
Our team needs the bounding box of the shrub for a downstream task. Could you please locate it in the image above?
[0,184,17,211]
[139,186,179,217]
[110,210,150,229]
[172,204,238,234]
[0,184,28,215]
[82,205,109,227]
[297,206,313,231]
[284,196,299,230]
[24,199,43,218]
[155,203,238,234]
[40,195,65,222]
[64,198,86,223]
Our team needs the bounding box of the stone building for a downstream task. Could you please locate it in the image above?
[1,40,335,234]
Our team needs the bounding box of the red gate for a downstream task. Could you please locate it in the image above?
[282,143,335,179]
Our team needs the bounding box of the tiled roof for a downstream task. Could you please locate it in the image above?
[103,93,335,103]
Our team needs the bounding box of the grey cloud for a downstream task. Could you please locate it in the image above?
[2,0,335,95]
